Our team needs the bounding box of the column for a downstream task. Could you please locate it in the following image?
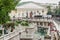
[28,11,30,18]
[48,26,50,35]
[26,11,28,18]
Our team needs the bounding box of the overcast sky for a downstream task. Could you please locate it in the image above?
[20,0,60,4]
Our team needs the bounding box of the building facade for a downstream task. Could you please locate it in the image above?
[9,1,48,19]
[9,1,59,20]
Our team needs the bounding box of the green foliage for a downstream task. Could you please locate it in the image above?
[47,11,53,15]
[54,7,60,15]
[16,20,29,26]
[49,5,60,15]
[21,20,29,26]
[47,6,53,15]
[0,0,19,24]
[56,8,60,15]
[16,20,22,24]
[47,6,51,11]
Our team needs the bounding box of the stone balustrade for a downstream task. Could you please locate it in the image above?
[0,25,24,40]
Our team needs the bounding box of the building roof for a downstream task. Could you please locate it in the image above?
[16,1,58,9]
[17,1,41,6]
[20,0,60,4]
[16,1,46,8]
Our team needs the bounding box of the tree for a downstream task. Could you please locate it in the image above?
[54,8,60,15]
[0,0,19,24]
[54,2,60,15]
[57,2,60,15]
[47,6,53,15]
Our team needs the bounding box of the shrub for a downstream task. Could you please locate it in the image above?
[21,21,29,26]
[16,21,22,24]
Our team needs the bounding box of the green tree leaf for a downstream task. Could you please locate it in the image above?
[0,0,19,24]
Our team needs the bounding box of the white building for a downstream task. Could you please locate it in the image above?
[9,1,59,20]
[9,1,48,19]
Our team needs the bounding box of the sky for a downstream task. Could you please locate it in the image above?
[20,0,60,4]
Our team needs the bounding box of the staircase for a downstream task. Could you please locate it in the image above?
[52,19,60,40]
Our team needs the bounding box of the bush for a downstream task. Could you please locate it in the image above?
[16,20,29,26]
[21,21,29,26]
[16,21,22,24]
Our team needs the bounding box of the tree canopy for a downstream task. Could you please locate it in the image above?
[0,0,19,24]
[47,3,60,15]
[47,6,53,15]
